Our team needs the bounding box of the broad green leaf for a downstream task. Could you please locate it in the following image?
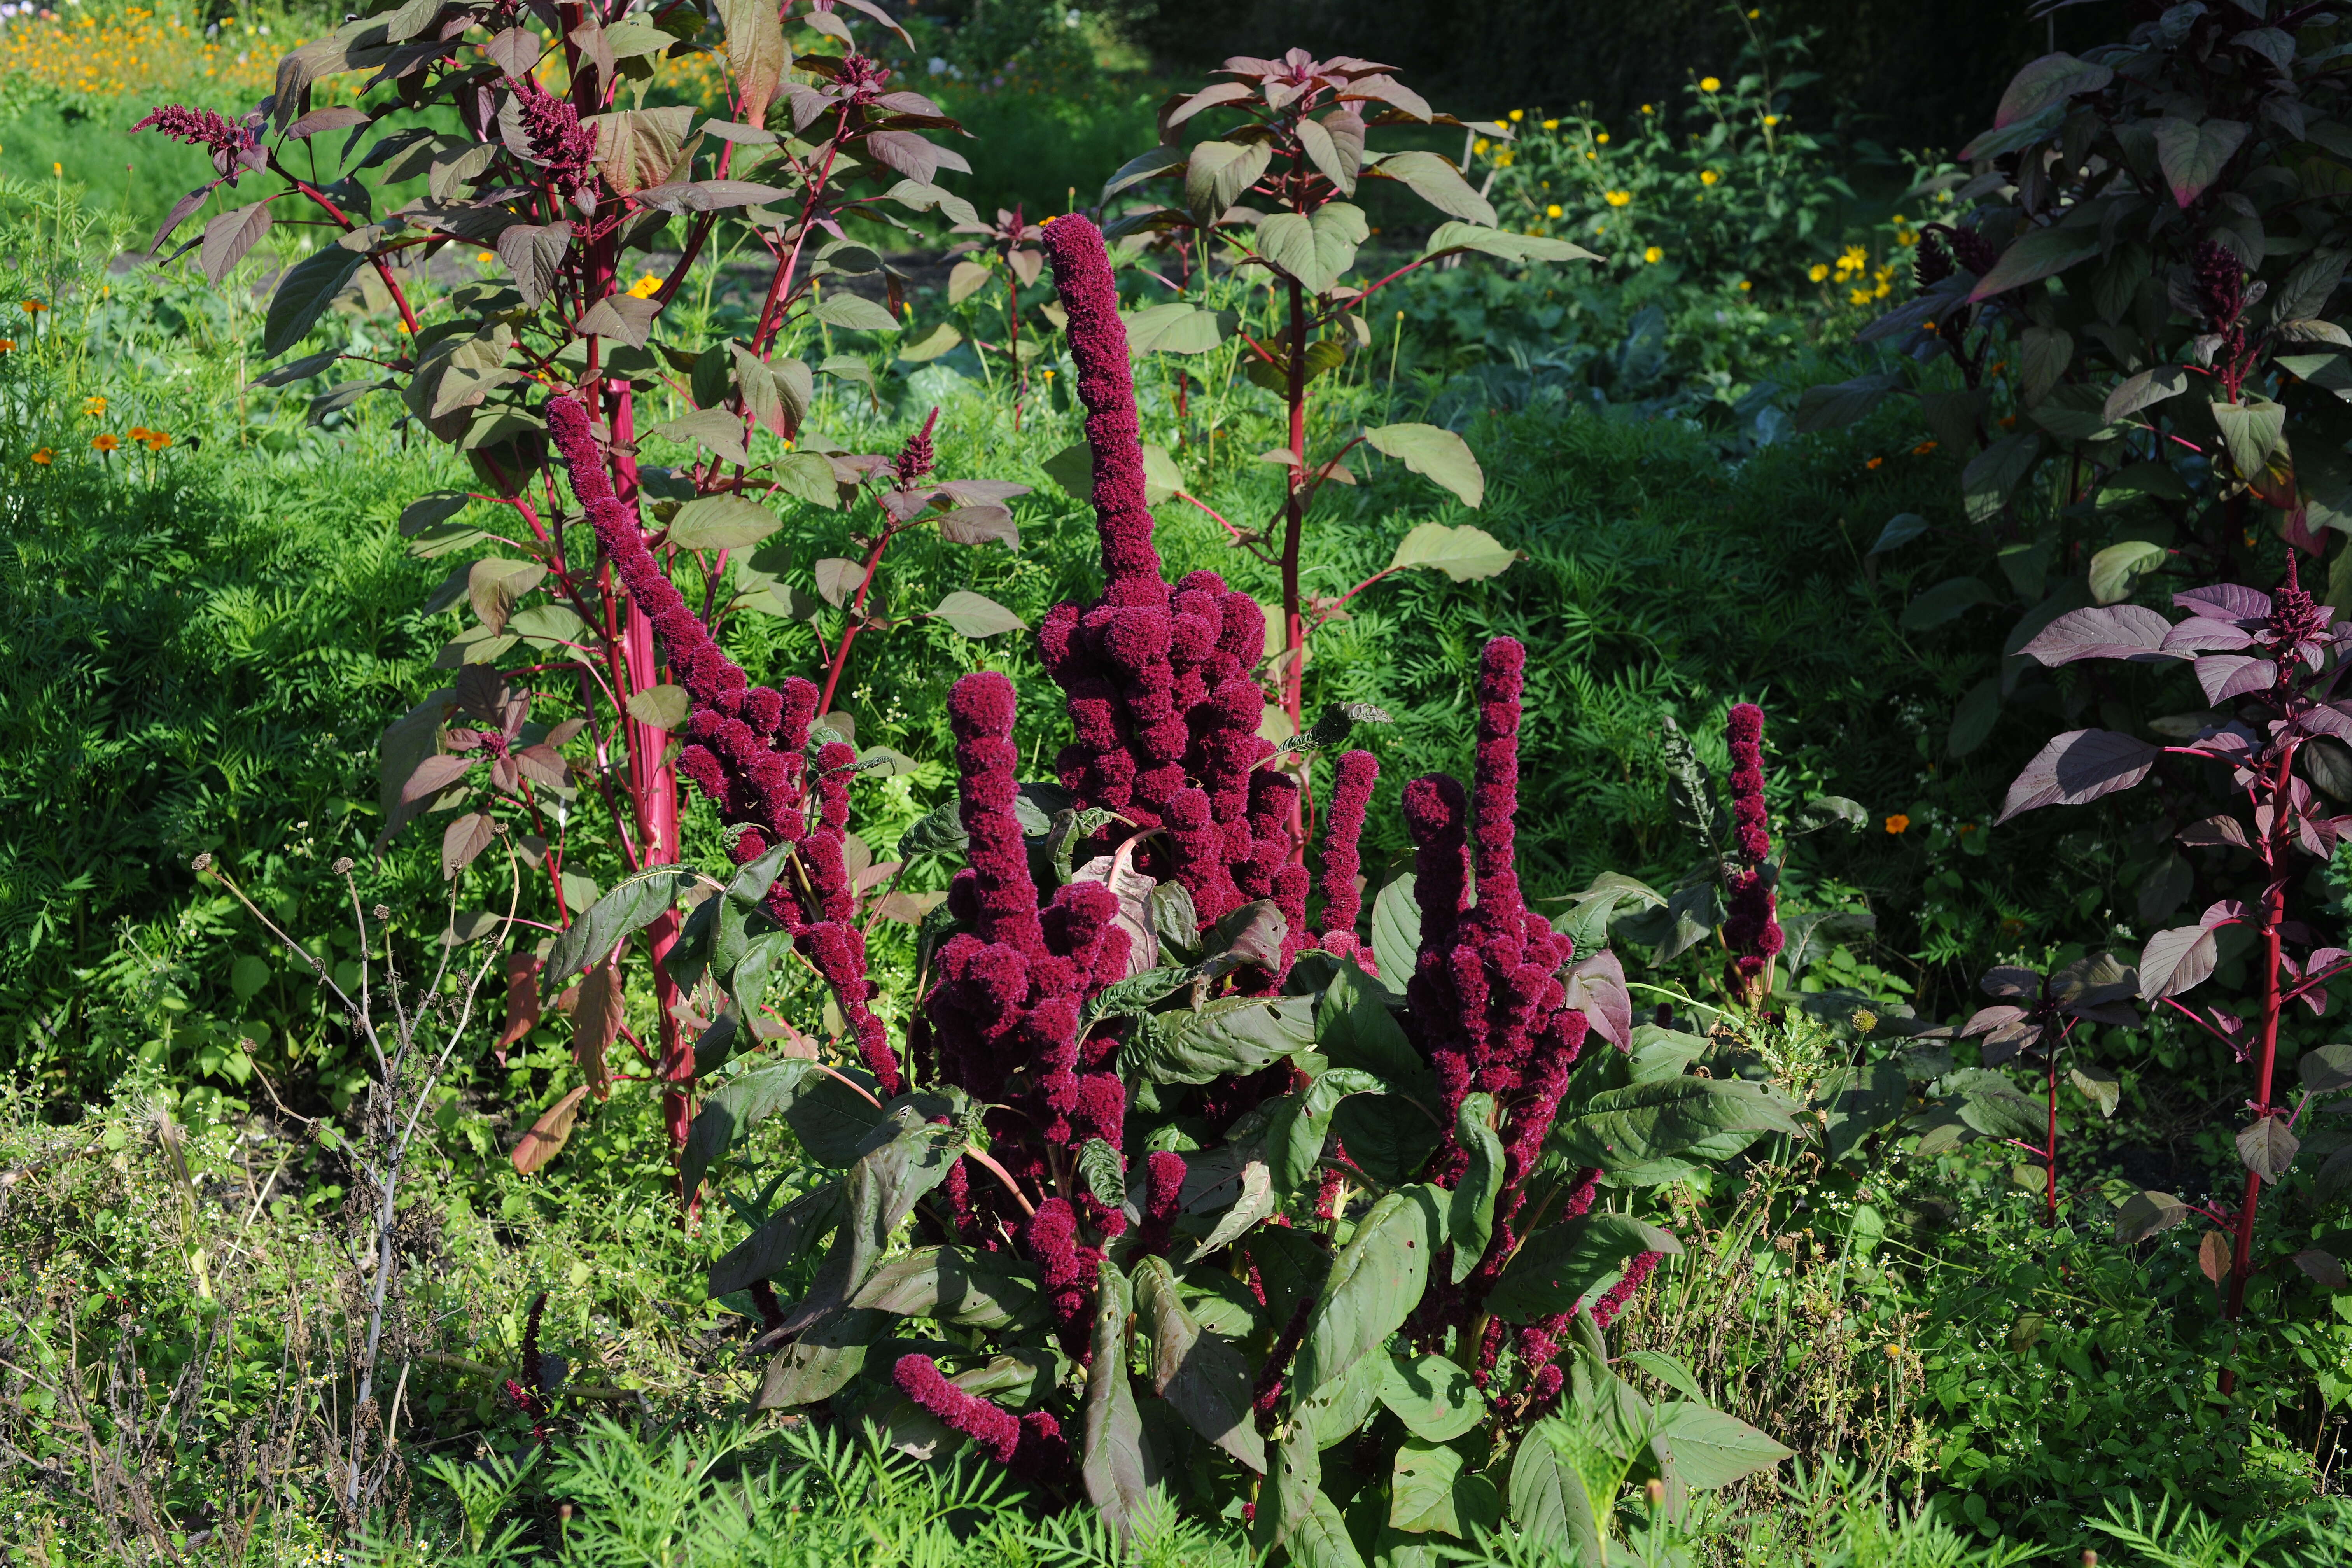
[1390,1439,1464,1534]
[681,1060,824,1200]
[668,494,780,551]
[1298,1348,1388,1448]
[1508,1415,1610,1568]
[2154,116,2249,207]
[1185,139,1274,225]
[1293,1184,1443,1394]
[1449,1093,1503,1283]
[1970,225,2104,299]
[1124,994,1317,1085]
[2089,540,2166,605]
[1286,1489,1367,1568]
[1134,1254,1265,1471]
[1421,220,1600,264]
[1484,1213,1681,1323]
[1367,430,1486,511]
[1653,1402,1792,1489]
[2240,1114,2300,1182]
[1317,959,1423,1082]
[625,683,689,730]
[1548,1077,1805,1167]
[1367,149,1496,225]
[709,1181,847,1297]
[1122,301,1235,355]
[1082,1258,1156,1531]
[2069,1060,2121,1118]
[2113,1188,2189,1243]
[1899,576,1995,632]
[755,1307,885,1408]
[1624,1349,1706,1402]
[263,245,369,357]
[929,590,1026,638]
[1255,202,1368,294]
[544,868,692,992]
[849,1244,1047,1329]
[781,1071,893,1167]
[1792,372,1901,432]
[1100,142,1188,201]
[1370,874,1421,992]
[2212,399,2288,480]
[776,1109,958,1335]
[1380,1353,1485,1442]
[2104,364,2191,425]
[812,290,902,331]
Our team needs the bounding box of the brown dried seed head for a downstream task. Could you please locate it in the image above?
[331,856,355,875]
[190,852,214,873]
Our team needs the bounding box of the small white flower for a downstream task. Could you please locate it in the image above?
[928,55,947,75]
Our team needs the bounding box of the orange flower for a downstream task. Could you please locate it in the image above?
[20,300,46,314]
[143,431,173,450]
[29,448,53,465]
[1865,456,1885,470]
[92,432,120,452]
[1885,814,1911,834]
[1998,414,2018,429]
[0,339,13,353]
[1911,439,1938,455]
[128,425,152,440]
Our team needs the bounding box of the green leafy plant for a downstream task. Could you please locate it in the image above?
[159,0,1046,1177]
[1094,51,1593,822]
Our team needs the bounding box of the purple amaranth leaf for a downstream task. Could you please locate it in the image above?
[2175,584,2273,623]
[1981,966,2042,999]
[2298,704,2352,741]
[2140,924,2220,1001]
[1998,729,2161,822]
[2178,814,2254,849]
[2201,898,2254,928]
[1561,949,1633,1049]
[2020,605,2187,666]
[2194,654,2277,705]
[1961,1004,2030,1036]
[2162,617,2258,653]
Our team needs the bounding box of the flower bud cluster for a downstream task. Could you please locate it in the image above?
[1721,703,1783,1009]
[546,395,900,1093]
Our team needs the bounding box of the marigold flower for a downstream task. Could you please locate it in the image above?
[128,425,151,440]
[144,430,173,450]
[92,432,119,451]
[1865,456,1884,469]
[1885,814,1911,834]
[82,396,105,417]
[1604,189,1632,207]
[1643,245,1664,263]
[1912,440,1937,455]
[20,301,44,313]
[626,272,662,299]
[29,448,52,465]
[1700,75,1721,92]
[0,340,12,353]
[477,250,495,263]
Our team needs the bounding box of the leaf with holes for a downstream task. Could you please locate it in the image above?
[1292,1185,1444,1394]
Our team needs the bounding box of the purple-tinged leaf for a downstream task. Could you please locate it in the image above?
[1998,729,2161,822]
[2019,605,2184,665]
[2162,617,2256,652]
[2114,1189,2189,1244]
[2178,814,2253,850]
[2139,924,2219,1001]
[402,752,474,803]
[2201,899,2254,929]
[2294,1249,2349,1288]
[2238,1114,2299,1182]
[1561,949,1633,1049]
[2187,721,2261,761]
[2194,654,2276,705]
[2298,703,2352,741]
[1961,1005,2029,1037]
[1981,966,2042,999]
[1166,81,1255,128]
[2174,584,2272,622]
[147,184,215,259]
[1994,53,2114,129]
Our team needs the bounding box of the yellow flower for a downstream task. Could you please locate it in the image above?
[1473,137,1491,155]
[1700,169,1719,185]
[1808,262,1829,282]
[1641,104,1654,114]
[627,272,663,299]
[1842,244,1868,266]
[82,396,106,417]
[1508,108,1524,122]
[128,425,151,440]
[1884,1342,1904,1360]
[29,448,52,466]
[1496,151,1515,168]
[1604,189,1633,207]
[1850,286,1872,305]
[51,161,60,176]
[1546,203,1564,218]
[92,432,119,452]
[1586,151,1598,161]
[1764,114,1780,127]
[1643,245,1663,263]
[1543,118,1559,130]
[1740,279,1753,291]
[1885,814,1910,835]
[1595,132,1610,145]
[477,250,495,263]
[1700,76,1721,93]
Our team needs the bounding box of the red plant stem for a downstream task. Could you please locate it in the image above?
[750,136,846,359]
[817,525,897,719]
[1007,267,1025,430]
[1279,275,1309,856]
[266,157,421,337]
[2045,1049,2058,1228]
[2222,742,2300,1392]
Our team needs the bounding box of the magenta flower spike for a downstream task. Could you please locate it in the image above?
[1720,702,1783,1010]
[546,394,903,1095]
